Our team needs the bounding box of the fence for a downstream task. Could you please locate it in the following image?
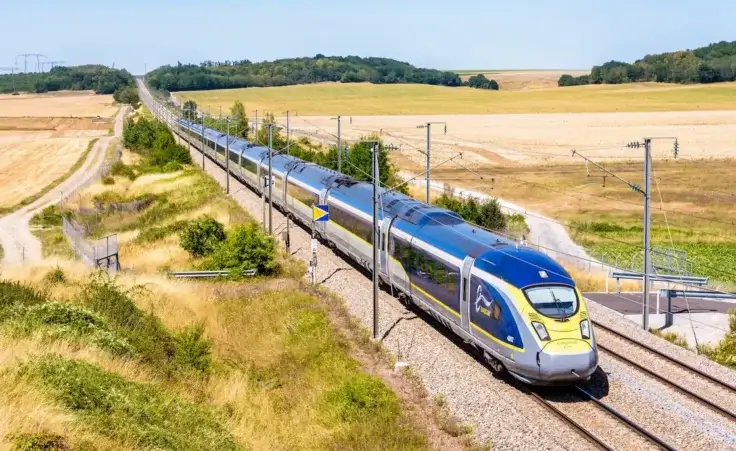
[62,217,119,271]
[60,143,122,206]
[59,142,123,271]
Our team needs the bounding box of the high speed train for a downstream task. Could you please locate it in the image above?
[170,116,599,385]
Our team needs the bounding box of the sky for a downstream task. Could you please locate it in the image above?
[1,0,733,75]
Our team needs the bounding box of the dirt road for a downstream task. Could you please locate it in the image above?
[0,106,128,266]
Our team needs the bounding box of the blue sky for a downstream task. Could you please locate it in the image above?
[1,0,733,75]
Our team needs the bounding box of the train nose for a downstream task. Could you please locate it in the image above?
[538,339,598,381]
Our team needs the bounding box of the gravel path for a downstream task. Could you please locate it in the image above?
[0,106,128,266]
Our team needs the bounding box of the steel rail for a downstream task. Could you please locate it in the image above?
[574,386,676,451]
[593,320,736,393]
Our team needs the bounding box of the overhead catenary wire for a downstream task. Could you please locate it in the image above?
[264,113,736,281]
[164,98,735,338]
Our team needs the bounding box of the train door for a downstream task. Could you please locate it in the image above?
[379,217,392,283]
[313,188,329,237]
[460,256,475,332]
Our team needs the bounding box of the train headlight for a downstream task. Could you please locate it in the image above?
[580,320,591,339]
[531,321,550,341]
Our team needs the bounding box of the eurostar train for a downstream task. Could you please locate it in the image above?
[172,117,599,385]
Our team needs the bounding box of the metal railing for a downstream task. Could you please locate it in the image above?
[168,269,258,278]
[62,217,119,271]
[60,143,122,207]
[660,289,736,327]
[609,271,708,292]
[59,142,123,271]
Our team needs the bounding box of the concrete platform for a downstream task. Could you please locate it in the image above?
[622,312,730,347]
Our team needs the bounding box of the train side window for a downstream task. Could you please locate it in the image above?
[403,245,412,268]
[447,271,458,294]
[415,252,424,275]
[437,264,447,286]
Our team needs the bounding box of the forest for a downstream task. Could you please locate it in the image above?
[558,40,736,86]
[0,65,134,94]
[146,55,465,92]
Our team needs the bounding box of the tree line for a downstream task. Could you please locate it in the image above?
[0,65,135,95]
[146,55,466,92]
[559,40,736,86]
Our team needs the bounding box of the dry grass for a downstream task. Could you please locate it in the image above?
[0,91,117,117]
[0,136,94,208]
[280,109,736,168]
[429,159,734,233]
[176,81,736,116]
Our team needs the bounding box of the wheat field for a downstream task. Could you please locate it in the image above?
[176,81,736,116]
[0,91,117,117]
[0,136,93,208]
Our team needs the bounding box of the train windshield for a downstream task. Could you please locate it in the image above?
[523,285,578,319]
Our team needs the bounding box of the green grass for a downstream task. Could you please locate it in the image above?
[20,356,241,451]
[0,138,99,216]
[30,206,74,260]
[177,81,736,116]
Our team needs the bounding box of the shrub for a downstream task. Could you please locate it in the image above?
[24,357,240,450]
[205,223,277,275]
[10,432,69,451]
[0,281,47,310]
[101,175,115,185]
[162,161,183,172]
[30,205,63,228]
[78,273,211,375]
[180,216,226,258]
[42,267,66,285]
[110,161,137,180]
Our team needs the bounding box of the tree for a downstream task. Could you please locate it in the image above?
[230,100,249,139]
[467,74,500,90]
[113,85,140,108]
[183,100,198,121]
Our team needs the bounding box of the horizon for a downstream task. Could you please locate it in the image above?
[0,1,733,75]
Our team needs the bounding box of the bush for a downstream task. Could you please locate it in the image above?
[30,205,63,228]
[78,273,211,375]
[101,175,115,185]
[24,357,239,450]
[110,161,137,180]
[180,216,226,258]
[162,161,183,172]
[10,432,69,451]
[205,223,277,275]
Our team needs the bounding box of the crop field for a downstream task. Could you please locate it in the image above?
[0,91,118,117]
[0,136,94,208]
[429,158,736,284]
[0,92,117,211]
[280,109,736,167]
[175,81,736,116]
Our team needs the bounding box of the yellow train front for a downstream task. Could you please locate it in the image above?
[466,246,599,385]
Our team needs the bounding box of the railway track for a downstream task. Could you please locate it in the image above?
[593,320,736,422]
[144,91,732,449]
[521,382,675,450]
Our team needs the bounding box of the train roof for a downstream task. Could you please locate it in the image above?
[475,246,574,287]
[173,119,574,289]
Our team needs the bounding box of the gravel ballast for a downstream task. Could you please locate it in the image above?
[151,96,736,449]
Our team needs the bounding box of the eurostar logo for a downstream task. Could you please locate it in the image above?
[313,204,329,222]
